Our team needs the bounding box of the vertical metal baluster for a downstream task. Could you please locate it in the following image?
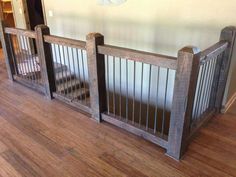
[205,59,215,108]
[15,35,22,77]
[57,45,66,95]
[7,34,17,76]
[132,61,136,124]
[113,56,116,115]
[139,62,144,127]
[119,57,122,117]
[207,56,218,107]
[146,64,152,131]
[28,38,37,83]
[62,46,69,97]
[204,59,214,111]
[196,62,208,120]
[22,36,32,82]
[126,59,128,122]
[52,44,58,92]
[154,66,160,134]
[202,61,211,112]
[18,35,27,79]
[33,39,40,85]
[76,49,83,100]
[161,68,169,136]
[66,47,73,99]
[71,48,78,100]
[80,49,87,103]
[25,37,36,83]
[193,64,205,121]
[106,55,110,114]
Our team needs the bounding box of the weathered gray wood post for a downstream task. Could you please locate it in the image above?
[0,20,14,81]
[167,46,201,160]
[35,25,56,99]
[86,33,107,122]
[214,26,236,112]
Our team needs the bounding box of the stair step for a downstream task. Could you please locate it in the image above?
[56,79,83,94]
[67,88,90,100]
[55,71,76,83]
[54,63,67,73]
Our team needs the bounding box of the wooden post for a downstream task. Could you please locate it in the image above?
[166,46,201,160]
[35,25,56,99]
[86,33,107,122]
[0,20,14,81]
[214,26,236,112]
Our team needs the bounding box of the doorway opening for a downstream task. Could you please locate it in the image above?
[25,0,45,30]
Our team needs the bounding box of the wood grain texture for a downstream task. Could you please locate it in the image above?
[0,50,236,176]
[200,41,228,64]
[44,35,86,50]
[0,21,14,80]
[215,27,236,112]
[35,25,56,99]
[97,45,177,70]
[167,46,201,160]
[86,33,107,121]
[4,27,36,39]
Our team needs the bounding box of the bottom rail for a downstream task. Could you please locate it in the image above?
[188,108,216,143]
[53,92,92,115]
[101,113,168,149]
[14,75,45,94]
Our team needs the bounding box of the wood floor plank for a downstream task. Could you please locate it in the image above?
[0,156,23,177]
[0,50,236,176]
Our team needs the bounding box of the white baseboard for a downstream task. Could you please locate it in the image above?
[221,92,236,113]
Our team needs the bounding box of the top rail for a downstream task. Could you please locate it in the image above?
[4,27,36,38]
[200,41,228,64]
[98,45,177,70]
[44,35,86,50]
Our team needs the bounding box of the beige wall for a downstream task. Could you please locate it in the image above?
[11,0,27,29]
[13,0,236,107]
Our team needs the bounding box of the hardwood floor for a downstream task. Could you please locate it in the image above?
[228,101,236,115]
[0,50,236,177]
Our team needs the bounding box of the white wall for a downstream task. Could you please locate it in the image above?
[13,0,236,109]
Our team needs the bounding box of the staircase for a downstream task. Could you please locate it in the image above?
[53,63,90,103]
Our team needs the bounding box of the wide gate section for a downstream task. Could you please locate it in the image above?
[3,27,45,93]
[189,41,229,138]
[97,44,178,149]
[44,35,91,114]
[1,20,235,160]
